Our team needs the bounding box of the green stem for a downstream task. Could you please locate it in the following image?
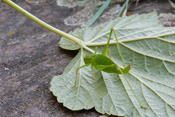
[2,0,94,53]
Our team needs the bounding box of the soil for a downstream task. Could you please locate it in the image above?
[0,0,174,117]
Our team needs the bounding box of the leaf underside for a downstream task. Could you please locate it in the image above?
[50,12,175,116]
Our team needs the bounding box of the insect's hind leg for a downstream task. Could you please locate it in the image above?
[102,29,113,56]
[111,28,126,68]
[111,29,146,108]
[118,68,147,109]
[91,66,101,95]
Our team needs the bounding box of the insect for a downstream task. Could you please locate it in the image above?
[74,28,147,109]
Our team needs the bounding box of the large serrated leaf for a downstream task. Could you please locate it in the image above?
[59,12,162,50]
[50,12,175,116]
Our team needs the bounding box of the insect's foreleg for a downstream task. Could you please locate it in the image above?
[73,64,90,88]
[112,28,126,67]
[118,68,147,109]
[91,66,101,95]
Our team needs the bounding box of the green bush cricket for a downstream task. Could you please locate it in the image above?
[74,28,147,109]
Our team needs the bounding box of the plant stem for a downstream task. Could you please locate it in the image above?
[1,0,94,53]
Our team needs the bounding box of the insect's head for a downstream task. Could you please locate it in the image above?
[84,56,92,64]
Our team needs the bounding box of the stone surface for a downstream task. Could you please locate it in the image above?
[0,0,174,117]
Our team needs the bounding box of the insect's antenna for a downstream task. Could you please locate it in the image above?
[118,68,147,109]
[112,28,126,68]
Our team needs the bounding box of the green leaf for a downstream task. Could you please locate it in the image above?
[50,12,175,116]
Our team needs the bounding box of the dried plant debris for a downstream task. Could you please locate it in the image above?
[56,0,80,8]
[63,0,120,27]
[159,13,175,27]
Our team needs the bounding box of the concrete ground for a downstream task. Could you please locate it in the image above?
[0,0,174,116]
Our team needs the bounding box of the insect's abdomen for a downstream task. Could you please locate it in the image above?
[92,54,117,73]
[92,54,113,65]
